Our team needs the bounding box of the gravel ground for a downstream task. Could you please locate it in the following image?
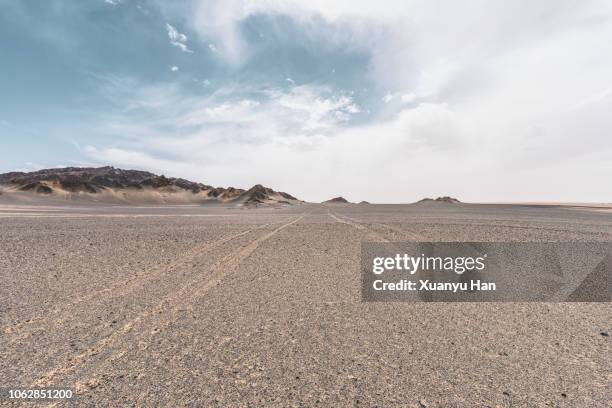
[0,203,610,407]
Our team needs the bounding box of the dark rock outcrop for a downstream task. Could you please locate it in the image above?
[0,166,299,205]
[18,182,53,194]
[237,184,299,206]
[323,197,349,204]
[417,196,461,204]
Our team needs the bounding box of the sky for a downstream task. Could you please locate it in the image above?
[1,0,612,203]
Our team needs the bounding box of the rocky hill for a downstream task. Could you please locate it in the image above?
[0,167,300,206]
[323,197,349,204]
[417,196,461,204]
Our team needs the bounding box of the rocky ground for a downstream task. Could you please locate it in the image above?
[1,202,610,407]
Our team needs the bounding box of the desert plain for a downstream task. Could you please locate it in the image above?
[1,201,611,407]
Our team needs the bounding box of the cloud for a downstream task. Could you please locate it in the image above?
[104,0,120,5]
[170,65,179,72]
[85,76,480,200]
[166,23,187,43]
[165,23,193,53]
[401,93,416,103]
[80,1,612,202]
[165,84,360,137]
[84,91,469,201]
[185,1,612,98]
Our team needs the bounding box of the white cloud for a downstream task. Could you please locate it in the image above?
[383,92,418,104]
[165,23,193,53]
[170,85,359,135]
[166,23,187,43]
[401,93,416,103]
[170,65,179,72]
[104,0,120,5]
[84,93,474,201]
[84,2,612,202]
[208,43,218,53]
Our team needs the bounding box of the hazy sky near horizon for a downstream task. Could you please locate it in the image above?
[1,0,612,202]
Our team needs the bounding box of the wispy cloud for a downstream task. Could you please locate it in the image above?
[83,76,478,200]
[5,1,612,201]
[165,23,193,53]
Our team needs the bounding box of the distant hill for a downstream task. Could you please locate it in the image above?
[417,196,461,204]
[323,197,349,204]
[0,167,300,206]
[358,201,370,204]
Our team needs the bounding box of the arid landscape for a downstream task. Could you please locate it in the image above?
[4,0,612,405]
[1,176,611,406]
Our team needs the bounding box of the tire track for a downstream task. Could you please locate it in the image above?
[329,212,388,242]
[330,212,424,242]
[386,219,611,236]
[333,214,607,242]
[32,213,307,390]
[3,217,293,341]
[368,221,422,241]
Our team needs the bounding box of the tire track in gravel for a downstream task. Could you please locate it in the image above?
[32,213,307,390]
[3,217,294,342]
[339,215,612,241]
[339,213,423,241]
[329,212,424,241]
[331,213,597,298]
[374,222,421,240]
[388,219,612,237]
[328,212,389,242]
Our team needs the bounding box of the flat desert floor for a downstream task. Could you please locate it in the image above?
[1,202,611,407]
